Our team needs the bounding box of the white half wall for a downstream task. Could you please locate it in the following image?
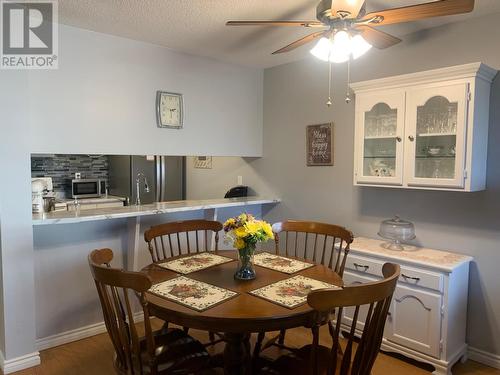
[28,24,263,157]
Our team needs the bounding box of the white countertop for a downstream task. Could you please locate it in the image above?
[350,237,473,272]
[33,197,280,226]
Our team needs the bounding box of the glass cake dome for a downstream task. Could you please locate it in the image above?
[378,216,416,251]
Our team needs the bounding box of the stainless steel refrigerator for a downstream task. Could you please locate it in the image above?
[108,155,185,204]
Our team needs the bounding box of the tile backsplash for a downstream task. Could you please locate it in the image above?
[31,154,109,197]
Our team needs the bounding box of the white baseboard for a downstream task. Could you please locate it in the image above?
[468,346,500,369]
[0,350,41,374]
[36,312,144,351]
[36,321,108,351]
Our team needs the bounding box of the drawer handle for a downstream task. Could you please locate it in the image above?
[401,273,420,282]
[353,262,369,270]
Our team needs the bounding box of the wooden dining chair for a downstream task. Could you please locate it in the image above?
[255,220,354,357]
[144,219,223,262]
[144,219,224,345]
[259,263,400,375]
[88,248,213,375]
[272,221,354,275]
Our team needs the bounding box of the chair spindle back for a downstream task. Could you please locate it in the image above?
[88,248,155,374]
[144,220,223,262]
[307,263,400,375]
[272,221,354,276]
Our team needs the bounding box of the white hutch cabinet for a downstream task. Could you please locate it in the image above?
[342,237,472,375]
[351,63,496,191]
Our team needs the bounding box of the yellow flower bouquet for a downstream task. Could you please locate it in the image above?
[223,213,274,280]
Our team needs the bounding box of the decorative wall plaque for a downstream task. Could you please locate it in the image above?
[306,123,333,166]
[194,156,213,169]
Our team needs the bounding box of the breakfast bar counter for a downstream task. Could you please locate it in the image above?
[32,197,280,225]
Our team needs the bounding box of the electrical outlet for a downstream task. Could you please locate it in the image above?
[237,176,243,185]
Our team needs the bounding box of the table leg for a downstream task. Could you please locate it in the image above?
[223,333,251,375]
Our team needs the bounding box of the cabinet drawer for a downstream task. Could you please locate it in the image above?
[346,254,443,292]
[345,254,384,277]
[399,266,443,292]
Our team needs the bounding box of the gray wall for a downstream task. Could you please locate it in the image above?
[256,13,500,355]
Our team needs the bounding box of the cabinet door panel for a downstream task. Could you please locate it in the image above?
[404,83,468,188]
[354,90,405,186]
[386,284,442,358]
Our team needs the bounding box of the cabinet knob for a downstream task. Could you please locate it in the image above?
[408,135,415,142]
[396,136,402,142]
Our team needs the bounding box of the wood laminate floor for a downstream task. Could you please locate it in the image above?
[6,320,499,375]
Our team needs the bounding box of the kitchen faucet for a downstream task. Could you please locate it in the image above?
[135,172,150,205]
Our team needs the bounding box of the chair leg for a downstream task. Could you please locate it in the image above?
[311,325,319,375]
[254,332,265,357]
[278,329,286,345]
[253,332,265,371]
[209,331,216,342]
[328,320,344,356]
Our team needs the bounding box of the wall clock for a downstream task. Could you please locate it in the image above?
[156,91,183,129]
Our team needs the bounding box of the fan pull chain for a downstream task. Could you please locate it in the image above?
[327,61,333,107]
[326,32,333,107]
[345,57,352,104]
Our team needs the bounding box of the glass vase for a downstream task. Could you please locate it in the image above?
[234,244,256,280]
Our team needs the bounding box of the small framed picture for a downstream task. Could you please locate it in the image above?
[306,123,333,166]
[194,156,212,169]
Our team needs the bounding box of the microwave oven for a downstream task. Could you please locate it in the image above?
[72,179,106,199]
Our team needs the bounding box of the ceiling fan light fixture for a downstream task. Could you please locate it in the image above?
[309,35,350,63]
[309,37,334,62]
[309,30,372,63]
[350,34,372,59]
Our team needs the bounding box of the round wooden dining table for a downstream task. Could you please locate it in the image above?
[142,250,343,375]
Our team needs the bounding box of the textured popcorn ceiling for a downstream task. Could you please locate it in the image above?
[58,0,500,68]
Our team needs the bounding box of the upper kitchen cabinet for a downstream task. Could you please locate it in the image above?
[351,63,496,192]
[354,89,406,187]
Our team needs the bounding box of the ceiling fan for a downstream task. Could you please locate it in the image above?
[227,0,475,105]
[227,0,474,58]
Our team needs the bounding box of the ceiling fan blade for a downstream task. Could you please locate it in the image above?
[355,25,402,49]
[272,31,328,54]
[360,0,474,26]
[331,0,365,18]
[226,20,325,27]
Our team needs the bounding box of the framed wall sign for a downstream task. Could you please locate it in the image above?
[156,91,183,129]
[306,123,333,166]
[194,156,212,169]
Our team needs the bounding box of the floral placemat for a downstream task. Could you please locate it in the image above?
[149,276,238,312]
[156,252,234,274]
[253,252,315,274]
[249,275,340,309]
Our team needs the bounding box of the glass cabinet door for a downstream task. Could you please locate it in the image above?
[355,90,405,186]
[405,84,468,188]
